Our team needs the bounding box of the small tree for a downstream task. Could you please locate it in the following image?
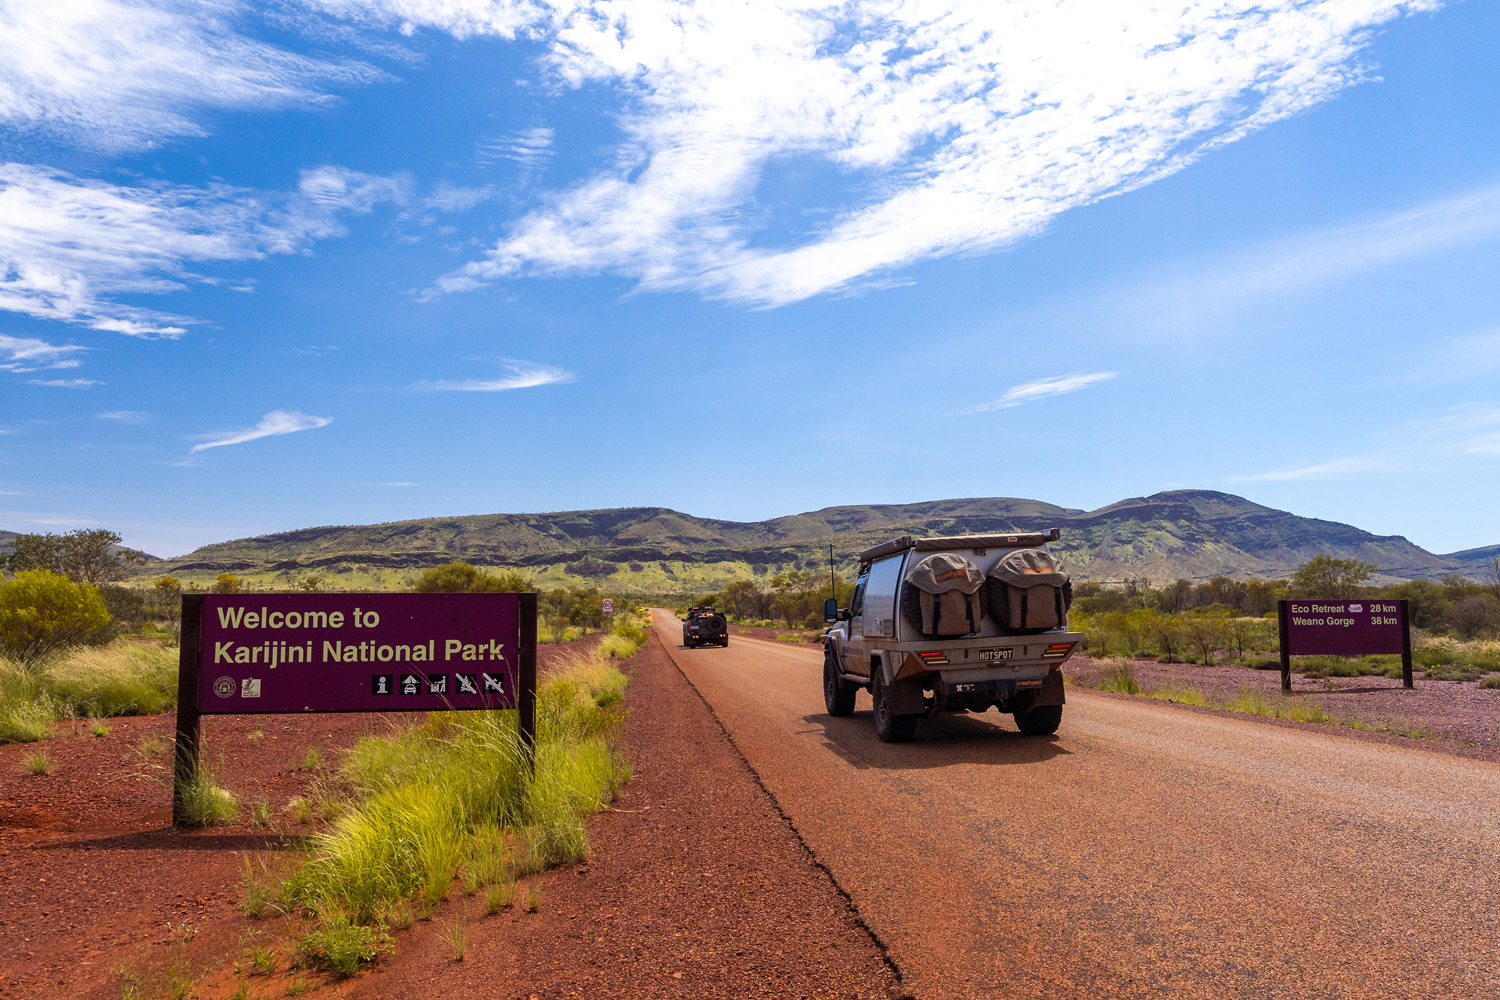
[1182,610,1229,665]
[410,561,531,594]
[5,529,144,585]
[1157,579,1194,613]
[296,575,326,593]
[213,573,246,594]
[1224,615,1275,662]
[1140,609,1184,662]
[0,570,111,665]
[1452,595,1500,639]
[1289,555,1375,600]
[153,575,183,627]
[1242,579,1288,617]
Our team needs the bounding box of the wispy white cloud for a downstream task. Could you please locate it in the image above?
[476,127,554,170]
[26,377,100,388]
[98,410,150,423]
[962,371,1118,414]
[1234,403,1500,481]
[188,409,334,453]
[1234,456,1395,483]
[423,181,495,214]
[0,163,406,336]
[416,360,573,392]
[1131,181,1500,321]
[386,0,1448,307]
[0,0,381,153]
[0,332,85,372]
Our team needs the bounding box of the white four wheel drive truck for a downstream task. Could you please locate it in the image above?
[821,530,1082,742]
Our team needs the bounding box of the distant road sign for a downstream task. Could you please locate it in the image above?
[603,598,614,616]
[1277,598,1411,691]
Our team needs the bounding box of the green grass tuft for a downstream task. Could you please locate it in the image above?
[1147,685,1208,706]
[484,880,514,915]
[22,752,52,775]
[443,919,469,961]
[176,764,238,826]
[298,912,392,978]
[1096,660,1141,696]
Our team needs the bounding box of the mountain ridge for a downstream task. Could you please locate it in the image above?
[87,489,1488,590]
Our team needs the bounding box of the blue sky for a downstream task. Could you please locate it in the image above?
[3,0,1498,559]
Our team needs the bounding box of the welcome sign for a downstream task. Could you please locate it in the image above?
[174,592,537,824]
[197,594,523,713]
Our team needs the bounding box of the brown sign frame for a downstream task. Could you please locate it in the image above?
[1276,598,1412,693]
[172,592,537,825]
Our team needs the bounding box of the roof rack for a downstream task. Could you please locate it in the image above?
[856,529,1060,564]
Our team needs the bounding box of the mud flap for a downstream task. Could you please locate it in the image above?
[878,654,926,714]
[1034,670,1066,708]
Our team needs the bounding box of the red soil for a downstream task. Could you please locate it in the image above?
[0,634,897,999]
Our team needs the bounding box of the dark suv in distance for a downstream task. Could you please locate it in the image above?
[682,606,729,648]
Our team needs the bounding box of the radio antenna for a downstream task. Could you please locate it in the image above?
[828,544,836,602]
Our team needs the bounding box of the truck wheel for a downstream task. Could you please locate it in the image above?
[872,668,917,742]
[1013,704,1063,735]
[721,637,730,647]
[823,653,856,717]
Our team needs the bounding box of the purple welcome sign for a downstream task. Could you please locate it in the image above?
[174,591,537,824]
[196,593,522,714]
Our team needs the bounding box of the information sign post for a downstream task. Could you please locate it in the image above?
[1277,598,1412,693]
[173,592,536,825]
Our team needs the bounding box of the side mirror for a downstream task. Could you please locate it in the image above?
[823,598,839,623]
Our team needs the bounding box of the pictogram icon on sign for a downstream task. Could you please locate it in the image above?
[455,673,478,695]
[371,675,393,696]
[240,678,262,698]
[400,673,421,695]
[482,673,504,694]
[213,676,236,699]
[426,674,448,695]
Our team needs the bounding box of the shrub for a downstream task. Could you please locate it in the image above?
[1479,675,1500,690]
[22,752,52,775]
[1097,661,1141,695]
[410,562,531,594]
[298,913,391,977]
[0,570,110,664]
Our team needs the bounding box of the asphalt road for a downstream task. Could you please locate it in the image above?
[651,611,1500,999]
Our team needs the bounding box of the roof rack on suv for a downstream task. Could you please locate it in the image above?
[856,528,1060,564]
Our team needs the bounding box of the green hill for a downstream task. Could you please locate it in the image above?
[125,490,1483,592]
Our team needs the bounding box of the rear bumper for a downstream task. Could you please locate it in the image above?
[891,631,1082,680]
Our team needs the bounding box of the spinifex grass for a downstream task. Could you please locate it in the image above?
[281,644,632,953]
[1413,635,1500,681]
[1147,685,1208,706]
[42,641,177,717]
[0,640,177,743]
[1094,659,1141,695]
[176,763,238,826]
[1225,688,1331,724]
